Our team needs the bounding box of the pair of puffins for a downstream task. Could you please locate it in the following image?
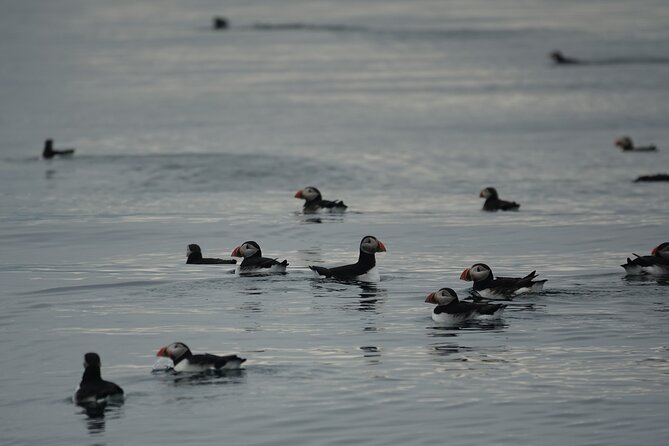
[230,236,386,281]
[74,343,246,404]
[425,264,547,324]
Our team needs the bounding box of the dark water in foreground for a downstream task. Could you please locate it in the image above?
[1,1,668,445]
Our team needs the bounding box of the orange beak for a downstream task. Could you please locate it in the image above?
[479,191,485,197]
[460,268,472,281]
[156,346,168,357]
[376,240,387,252]
[294,190,303,199]
[231,246,242,257]
[425,292,436,304]
[652,246,658,256]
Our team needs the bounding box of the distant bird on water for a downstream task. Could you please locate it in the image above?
[479,187,520,211]
[186,244,236,264]
[549,50,581,65]
[42,139,75,159]
[614,136,657,152]
[294,186,347,213]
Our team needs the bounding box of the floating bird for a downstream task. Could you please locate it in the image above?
[425,287,505,324]
[460,263,546,298]
[621,242,669,276]
[186,244,236,264]
[294,186,347,213]
[42,139,75,159]
[74,353,124,404]
[615,136,657,152]
[480,187,520,211]
[157,342,245,372]
[309,235,386,281]
[231,241,288,274]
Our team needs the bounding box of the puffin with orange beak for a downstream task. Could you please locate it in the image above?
[460,263,546,298]
[425,287,505,324]
[309,235,386,281]
[230,241,288,274]
[621,242,669,276]
[294,186,347,213]
[156,342,246,373]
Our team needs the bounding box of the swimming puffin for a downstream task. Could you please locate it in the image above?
[480,187,520,211]
[614,136,657,152]
[634,173,669,182]
[230,241,288,274]
[42,139,75,159]
[186,244,236,264]
[309,235,386,281]
[74,353,124,404]
[549,50,581,65]
[294,186,347,213]
[425,287,505,324]
[460,263,546,298]
[156,342,246,373]
[621,242,669,276]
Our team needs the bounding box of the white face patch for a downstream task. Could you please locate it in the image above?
[301,187,320,201]
[480,188,492,199]
[360,237,378,254]
[435,289,457,305]
[241,243,259,258]
[470,265,491,281]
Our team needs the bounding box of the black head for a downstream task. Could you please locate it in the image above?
[359,236,386,254]
[652,242,669,259]
[614,136,633,150]
[232,241,262,258]
[425,287,459,305]
[461,263,493,282]
[157,342,192,360]
[45,139,53,149]
[479,187,498,199]
[295,186,322,202]
[83,352,101,368]
[187,244,202,255]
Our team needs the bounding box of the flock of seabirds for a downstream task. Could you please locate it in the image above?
[39,23,668,412]
[71,180,669,408]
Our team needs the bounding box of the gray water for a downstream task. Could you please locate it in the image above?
[1,1,668,445]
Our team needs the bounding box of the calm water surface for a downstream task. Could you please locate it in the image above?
[1,1,668,445]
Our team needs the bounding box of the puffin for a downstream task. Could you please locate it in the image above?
[231,241,288,274]
[187,244,236,264]
[309,235,386,281]
[156,342,246,373]
[425,287,505,324]
[480,187,520,211]
[74,353,124,404]
[614,136,657,152]
[549,50,581,65]
[621,242,669,276]
[634,173,669,182]
[294,186,347,213]
[42,139,75,159]
[460,263,546,298]
[212,16,228,30]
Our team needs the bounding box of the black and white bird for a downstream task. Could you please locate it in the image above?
[294,186,347,213]
[425,287,505,324]
[230,241,288,274]
[621,242,669,276]
[460,263,546,298]
[186,244,236,264]
[614,136,657,152]
[479,187,520,211]
[74,353,124,404]
[309,235,386,282]
[156,342,246,373]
